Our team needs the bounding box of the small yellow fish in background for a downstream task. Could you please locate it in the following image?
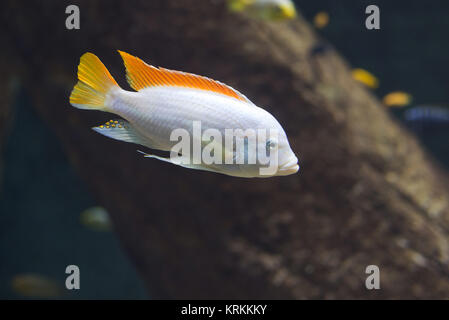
[80,206,113,231]
[228,0,253,11]
[227,0,297,21]
[313,11,329,29]
[351,68,379,89]
[11,273,63,298]
[382,91,412,107]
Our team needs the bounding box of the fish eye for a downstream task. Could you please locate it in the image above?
[266,139,278,150]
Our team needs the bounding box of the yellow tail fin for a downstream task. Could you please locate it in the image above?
[69,53,119,111]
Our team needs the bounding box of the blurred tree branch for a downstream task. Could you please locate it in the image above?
[1,0,449,298]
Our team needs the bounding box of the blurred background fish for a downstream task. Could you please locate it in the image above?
[383,91,412,107]
[227,0,297,20]
[313,11,329,29]
[11,274,63,298]
[80,206,113,232]
[400,105,449,166]
[404,105,449,131]
[351,68,379,89]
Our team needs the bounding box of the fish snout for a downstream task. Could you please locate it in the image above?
[278,157,299,175]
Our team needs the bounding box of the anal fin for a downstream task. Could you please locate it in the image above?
[137,150,221,174]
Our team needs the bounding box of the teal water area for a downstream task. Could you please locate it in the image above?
[0,92,148,299]
[300,0,449,168]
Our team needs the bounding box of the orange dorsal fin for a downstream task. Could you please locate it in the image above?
[118,50,251,103]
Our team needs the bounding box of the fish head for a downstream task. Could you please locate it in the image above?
[273,140,299,176]
[251,110,299,177]
[265,131,299,176]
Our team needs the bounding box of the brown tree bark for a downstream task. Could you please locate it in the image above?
[2,0,449,299]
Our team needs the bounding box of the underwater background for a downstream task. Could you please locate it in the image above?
[1,0,449,299]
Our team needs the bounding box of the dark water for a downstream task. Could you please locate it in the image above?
[299,0,449,168]
[0,92,148,299]
[1,1,448,299]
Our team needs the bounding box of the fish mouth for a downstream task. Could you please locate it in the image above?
[278,157,300,175]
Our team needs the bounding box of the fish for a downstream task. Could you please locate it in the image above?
[351,68,379,89]
[382,91,412,107]
[11,274,63,298]
[227,0,296,21]
[404,106,449,128]
[69,51,299,178]
[313,11,329,29]
[80,206,113,231]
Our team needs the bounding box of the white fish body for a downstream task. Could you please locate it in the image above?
[70,51,299,178]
